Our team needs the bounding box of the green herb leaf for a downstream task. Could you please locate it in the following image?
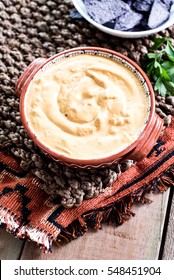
[154,78,167,96]
[165,41,174,62]
[146,53,157,59]
[143,38,174,96]
[161,61,174,80]
[160,66,170,81]
[163,80,174,95]
[146,61,155,76]
[151,37,168,50]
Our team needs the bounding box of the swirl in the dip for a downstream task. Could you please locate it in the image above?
[25,54,148,159]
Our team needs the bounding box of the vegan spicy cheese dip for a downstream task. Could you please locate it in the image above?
[25,54,148,159]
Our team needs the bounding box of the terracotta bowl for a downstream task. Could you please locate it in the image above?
[16,47,164,169]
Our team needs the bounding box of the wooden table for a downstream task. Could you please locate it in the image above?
[0,188,173,260]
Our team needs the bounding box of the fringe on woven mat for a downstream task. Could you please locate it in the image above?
[0,208,54,253]
[0,165,173,253]
[56,165,174,246]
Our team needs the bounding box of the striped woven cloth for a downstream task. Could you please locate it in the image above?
[0,118,173,252]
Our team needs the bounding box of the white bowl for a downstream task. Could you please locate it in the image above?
[72,0,174,38]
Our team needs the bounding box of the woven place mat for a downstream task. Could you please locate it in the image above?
[0,0,174,210]
[0,121,173,252]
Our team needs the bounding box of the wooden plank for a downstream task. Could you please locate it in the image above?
[20,190,170,260]
[162,190,174,260]
[0,228,25,260]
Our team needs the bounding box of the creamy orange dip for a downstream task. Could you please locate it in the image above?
[25,54,148,159]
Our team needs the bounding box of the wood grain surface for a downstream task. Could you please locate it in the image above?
[0,228,25,260]
[162,190,174,260]
[19,190,169,260]
[0,190,171,260]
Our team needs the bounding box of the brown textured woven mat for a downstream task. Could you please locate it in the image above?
[0,0,174,209]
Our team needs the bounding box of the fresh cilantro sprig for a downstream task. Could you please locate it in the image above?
[143,37,174,97]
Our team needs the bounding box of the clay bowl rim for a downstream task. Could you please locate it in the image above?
[19,46,155,167]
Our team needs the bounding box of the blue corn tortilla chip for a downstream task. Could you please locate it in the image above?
[148,0,170,29]
[84,0,130,25]
[122,0,133,6]
[103,20,115,29]
[70,9,83,19]
[114,9,143,31]
[161,0,173,10]
[83,0,173,32]
[133,0,154,12]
